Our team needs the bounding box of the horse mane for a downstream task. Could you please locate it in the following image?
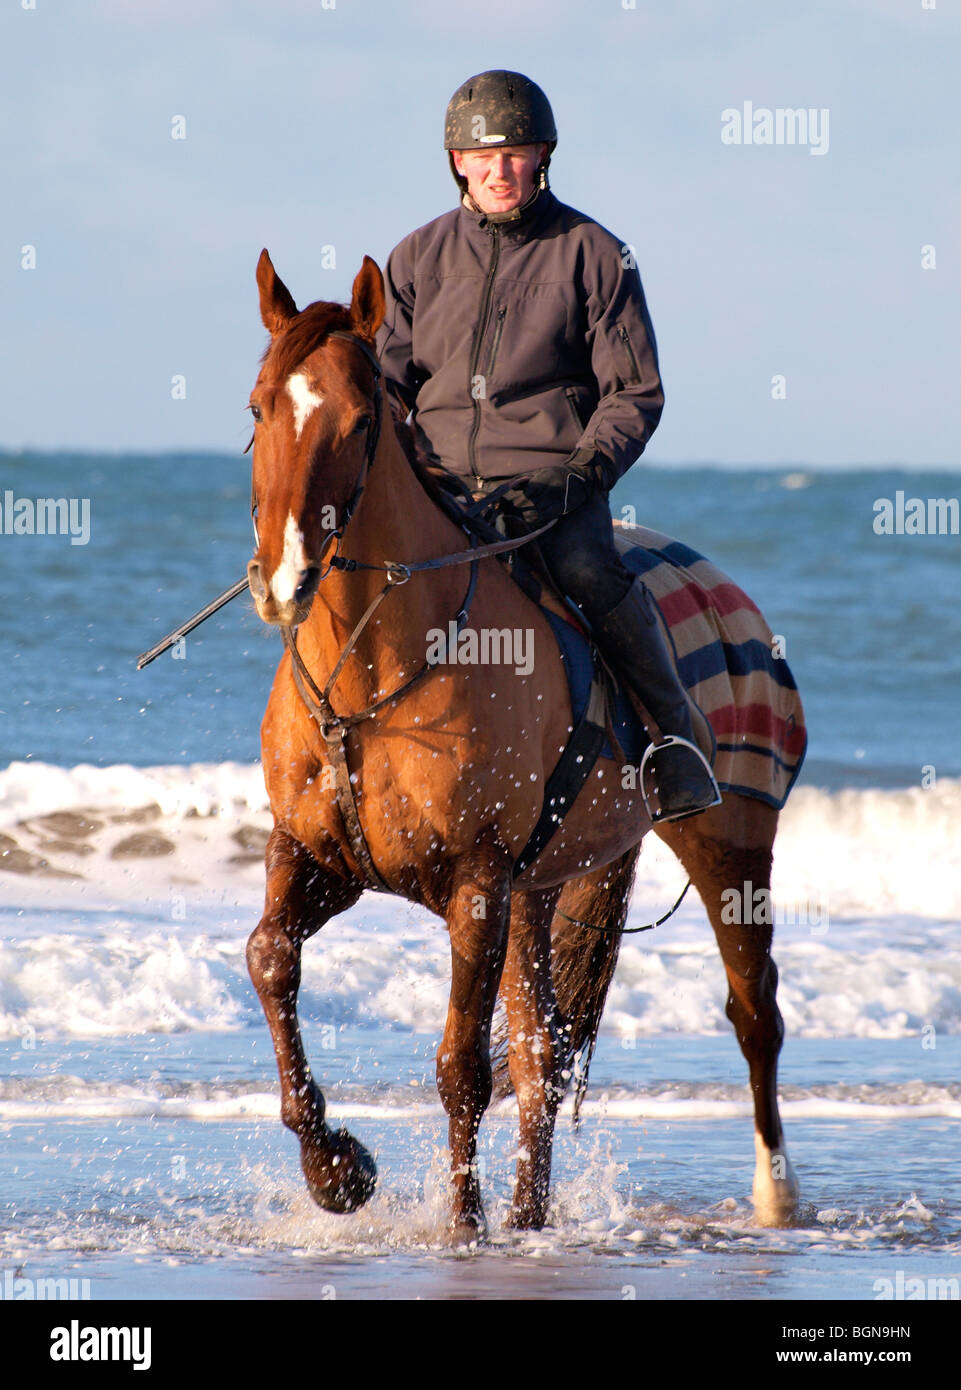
[261,300,356,383]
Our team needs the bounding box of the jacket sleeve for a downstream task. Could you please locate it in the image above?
[375,238,423,416]
[573,241,665,490]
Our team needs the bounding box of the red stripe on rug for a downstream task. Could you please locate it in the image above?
[660,580,762,627]
[707,702,807,755]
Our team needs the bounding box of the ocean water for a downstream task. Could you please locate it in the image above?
[1,452,960,1300]
[1,453,959,787]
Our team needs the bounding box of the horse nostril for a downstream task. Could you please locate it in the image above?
[295,566,321,605]
[247,559,267,601]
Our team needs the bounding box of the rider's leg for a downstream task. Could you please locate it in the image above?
[536,494,719,821]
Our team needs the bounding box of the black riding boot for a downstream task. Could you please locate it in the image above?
[593,577,721,821]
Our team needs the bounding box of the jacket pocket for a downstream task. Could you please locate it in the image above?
[564,386,586,431]
[614,322,642,385]
[487,306,507,376]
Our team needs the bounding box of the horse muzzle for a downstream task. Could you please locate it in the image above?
[247,557,322,627]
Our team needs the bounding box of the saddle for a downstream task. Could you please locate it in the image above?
[411,456,716,870]
[415,457,714,747]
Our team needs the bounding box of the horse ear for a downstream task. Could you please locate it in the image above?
[349,256,385,342]
[257,249,298,337]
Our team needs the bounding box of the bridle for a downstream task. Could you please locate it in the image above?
[250,329,556,892]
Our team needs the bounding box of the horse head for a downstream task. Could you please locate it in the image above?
[246,249,386,627]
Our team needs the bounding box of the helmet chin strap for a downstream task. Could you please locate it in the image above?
[462,177,547,224]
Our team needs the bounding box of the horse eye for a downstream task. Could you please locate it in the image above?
[354,414,371,434]
[249,404,262,422]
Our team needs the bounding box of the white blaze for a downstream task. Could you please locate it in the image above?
[271,512,308,607]
[285,371,323,440]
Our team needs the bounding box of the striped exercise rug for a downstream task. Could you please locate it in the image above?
[613,522,807,809]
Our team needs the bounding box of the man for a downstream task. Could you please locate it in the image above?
[376,70,718,821]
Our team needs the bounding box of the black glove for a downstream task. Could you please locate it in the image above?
[500,451,611,528]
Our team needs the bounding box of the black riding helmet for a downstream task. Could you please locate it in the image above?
[444,70,557,197]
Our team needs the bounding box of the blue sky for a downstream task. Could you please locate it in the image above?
[2,0,958,464]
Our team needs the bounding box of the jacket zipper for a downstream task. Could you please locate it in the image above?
[564,386,584,432]
[617,323,642,383]
[487,305,507,376]
[467,225,501,486]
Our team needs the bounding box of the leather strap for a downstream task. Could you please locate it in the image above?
[282,552,479,892]
[512,670,610,879]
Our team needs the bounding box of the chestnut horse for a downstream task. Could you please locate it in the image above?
[244,249,800,1241]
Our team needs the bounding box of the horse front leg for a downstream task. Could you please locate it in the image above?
[656,796,799,1226]
[246,826,373,1212]
[437,842,512,1244]
[501,885,564,1230]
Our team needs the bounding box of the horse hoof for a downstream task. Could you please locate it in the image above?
[504,1207,547,1232]
[752,1189,800,1227]
[302,1127,377,1214]
[445,1213,487,1247]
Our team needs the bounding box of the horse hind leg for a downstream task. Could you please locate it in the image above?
[246,826,374,1213]
[484,851,638,1225]
[489,850,639,1113]
[436,841,512,1244]
[501,884,564,1230]
[549,848,639,1088]
[655,796,800,1225]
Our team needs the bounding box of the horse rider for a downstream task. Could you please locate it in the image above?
[375,69,719,822]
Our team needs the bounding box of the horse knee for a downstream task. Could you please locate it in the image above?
[436,1039,492,1121]
[246,921,300,999]
[725,972,784,1054]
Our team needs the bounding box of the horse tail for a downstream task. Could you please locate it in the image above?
[490,847,639,1103]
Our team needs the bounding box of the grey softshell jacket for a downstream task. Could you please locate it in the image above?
[375,189,665,488]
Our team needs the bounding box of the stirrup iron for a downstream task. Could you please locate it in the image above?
[639,734,722,824]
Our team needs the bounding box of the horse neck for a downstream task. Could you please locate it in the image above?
[296,419,471,701]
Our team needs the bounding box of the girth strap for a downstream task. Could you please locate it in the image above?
[512,670,610,879]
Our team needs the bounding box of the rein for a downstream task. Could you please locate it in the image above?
[139,332,689,935]
[256,331,689,933]
[272,330,556,892]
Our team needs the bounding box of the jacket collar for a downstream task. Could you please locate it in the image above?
[458,187,557,244]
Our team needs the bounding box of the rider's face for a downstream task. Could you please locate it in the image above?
[451,143,548,214]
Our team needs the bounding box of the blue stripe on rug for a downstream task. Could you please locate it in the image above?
[678,638,801,691]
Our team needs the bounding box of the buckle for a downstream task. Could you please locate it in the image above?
[316,528,343,582]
